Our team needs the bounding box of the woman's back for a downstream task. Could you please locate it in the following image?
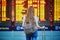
[23,15,38,34]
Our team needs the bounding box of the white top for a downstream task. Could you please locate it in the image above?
[22,15,38,26]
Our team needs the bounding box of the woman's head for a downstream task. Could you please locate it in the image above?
[26,6,34,17]
[26,6,35,25]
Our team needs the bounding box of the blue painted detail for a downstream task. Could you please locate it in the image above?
[55,26,59,30]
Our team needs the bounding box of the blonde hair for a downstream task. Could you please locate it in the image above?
[25,6,34,25]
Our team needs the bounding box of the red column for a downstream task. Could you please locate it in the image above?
[37,0,38,16]
[0,0,2,21]
[44,0,46,21]
[22,0,28,15]
[23,0,28,8]
[50,0,53,30]
[39,0,40,21]
[11,0,15,31]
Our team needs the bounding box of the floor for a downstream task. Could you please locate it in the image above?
[0,31,60,40]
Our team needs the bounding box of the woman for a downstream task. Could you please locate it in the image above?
[22,6,44,40]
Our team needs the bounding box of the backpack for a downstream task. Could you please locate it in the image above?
[23,16,38,34]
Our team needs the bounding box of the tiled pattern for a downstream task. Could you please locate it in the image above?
[0,31,60,40]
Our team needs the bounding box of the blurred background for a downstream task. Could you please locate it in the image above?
[0,0,60,40]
